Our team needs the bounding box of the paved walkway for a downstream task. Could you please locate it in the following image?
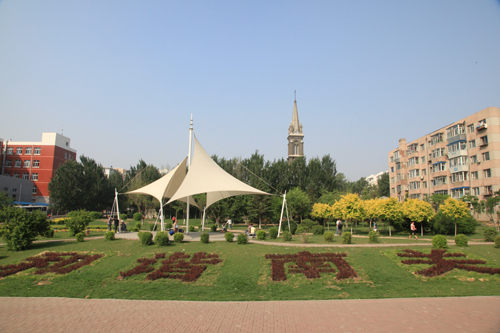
[1,296,499,332]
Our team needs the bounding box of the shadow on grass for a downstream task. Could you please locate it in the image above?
[29,240,75,251]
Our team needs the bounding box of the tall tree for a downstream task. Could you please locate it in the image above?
[124,160,162,215]
[439,197,470,236]
[402,198,434,237]
[377,172,390,197]
[286,187,311,223]
[48,156,112,211]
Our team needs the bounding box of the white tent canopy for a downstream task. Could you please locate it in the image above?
[123,132,272,232]
[167,135,270,209]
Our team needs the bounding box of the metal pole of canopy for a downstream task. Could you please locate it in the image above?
[278,191,286,237]
[202,206,206,231]
[186,114,193,234]
[115,189,121,233]
[160,201,165,232]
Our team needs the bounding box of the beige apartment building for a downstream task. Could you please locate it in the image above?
[388,107,500,204]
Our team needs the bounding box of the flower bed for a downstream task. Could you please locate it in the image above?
[119,252,222,282]
[265,251,357,281]
[397,249,500,277]
[0,252,104,277]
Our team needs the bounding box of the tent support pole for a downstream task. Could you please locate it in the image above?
[202,206,206,231]
[115,189,121,233]
[278,191,289,237]
[160,201,164,232]
[186,114,193,234]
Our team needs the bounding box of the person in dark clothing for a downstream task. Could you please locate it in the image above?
[114,217,119,233]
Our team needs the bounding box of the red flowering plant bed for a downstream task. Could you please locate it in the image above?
[397,249,500,277]
[119,252,222,282]
[265,251,357,281]
[0,252,104,278]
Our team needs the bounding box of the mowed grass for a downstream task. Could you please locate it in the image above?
[1,235,500,301]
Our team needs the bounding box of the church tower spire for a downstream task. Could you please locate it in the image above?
[287,92,304,164]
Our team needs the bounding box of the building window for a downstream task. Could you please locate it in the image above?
[391,177,394,183]
[431,176,447,186]
[407,143,418,155]
[391,188,395,194]
[14,160,21,168]
[450,172,468,183]
[32,185,37,194]
[451,188,469,199]
[482,152,490,161]
[423,181,427,188]
[449,156,468,168]
[485,186,493,195]
[420,143,425,151]
[432,162,446,173]
[69,153,72,160]
[24,160,30,168]
[12,194,16,200]
[472,187,480,196]
[65,152,68,159]
[467,124,475,133]
[3,187,8,192]
[391,167,394,173]
[421,156,426,163]
[471,171,479,180]
[22,173,30,180]
[480,136,488,146]
[447,141,467,153]
[13,173,20,178]
[25,147,32,155]
[34,147,41,155]
[422,169,426,176]
[470,155,477,164]
[477,119,487,130]
[430,133,444,146]
[5,160,12,167]
[484,169,491,178]
[409,181,421,190]
[16,147,23,155]
[446,124,465,138]
[469,140,476,149]
[408,169,420,178]
[6,147,13,155]
[31,173,38,181]
[33,160,40,168]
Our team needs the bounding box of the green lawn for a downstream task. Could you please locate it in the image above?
[1,237,499,301]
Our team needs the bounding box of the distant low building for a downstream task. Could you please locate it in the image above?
[0,133,77,204]
[104,167,125,179]
[366,171,387,186]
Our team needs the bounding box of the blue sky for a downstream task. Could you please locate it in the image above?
[1,1,499,181]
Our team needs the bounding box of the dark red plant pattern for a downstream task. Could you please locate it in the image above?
[0,252,103,277]
[397,249,500,277]
[265,251,357,281]
[119,252,222,282]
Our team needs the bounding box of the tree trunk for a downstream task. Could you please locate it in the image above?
[389,223,392,237]
[421,222,423,237]
[455,220,457,236]
[350,219,353,234]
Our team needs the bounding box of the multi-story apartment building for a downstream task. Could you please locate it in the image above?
[388,107,500,203]
[0,133,77,204]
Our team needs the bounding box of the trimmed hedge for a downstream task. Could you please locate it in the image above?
[133,212,142,221]
[155,232,170,246]
[312,225,324,235]
[89,211,103,220]
[484,228,498,242]
[256,230,266,241]
[432,234,447,249]
[323,231,334,243]
[342,232,352,244]
[105,231,115,241]
[368,230,379,244]
[224,232,234,242]
[189,225,195,232]
[269,227,278,239]
[200,232,210,244]
[281,231,292,241]
[138,232,153,246]
[454,234,468,247]
[495,234,500,248]
[210,225,217,232]
[119,213,128,221]
[173,233,184,243]
[135,222,142,230]
[237,233,248,244]
[75,233,85,242]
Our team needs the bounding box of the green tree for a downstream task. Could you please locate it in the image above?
[439,197,470,236]
[377,172,390,197]
[377,197,403,237]
[318,191,341,205]
[0,192,14,208]
[0,206,51,251]
[124,160,162,215]
[48,156,112,211]
[65,209,93,236]
[286,187,311,222]
[429,194,450,212]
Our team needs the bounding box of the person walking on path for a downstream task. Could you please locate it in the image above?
[409,221,418,239]
[113,217,119,233]
[227,219,232,230]
[107,217,112,231]
[374,221,378,233]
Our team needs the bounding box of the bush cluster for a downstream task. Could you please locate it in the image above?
[281,231,293,241]
[173,233,184,243]
[484,228,498,242]
[342,232,352,244]
[432,234,448,249]
[155,232,170,246]
[312,225,324,235]
[75,233,85,242]
[454,234,468,247]
[432,211,477,235]
[105,231,115,241]
[200,232,210,244]
[89,211,103,220]
[323,231,334,243]
[269,227,278,239]
[295,225,306,234]
[257,230,266,241]
[119,213,128,221]
[44,228,55,238]
[495,235,500,248]
[189,225,195,232]
[66,210,93,237]
[368,230,379,244]
[129,227,139,232]
[133,212,142,221]
[210,225,217,232]
[138,232,153,246]
[149,223,157,231]
[135,222,142,230]
[237,233,248,244]
[166,222,173,229]
[224,232,234,242]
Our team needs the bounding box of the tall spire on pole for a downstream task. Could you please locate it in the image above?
[186,114,193,234]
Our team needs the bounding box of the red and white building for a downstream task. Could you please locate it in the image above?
[0,133,77,204]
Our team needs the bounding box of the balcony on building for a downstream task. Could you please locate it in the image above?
[476,122,487,131]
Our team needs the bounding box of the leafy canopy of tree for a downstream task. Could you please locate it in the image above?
[439,197,470,236]
[48,155,112,211]
[0,206,51,251]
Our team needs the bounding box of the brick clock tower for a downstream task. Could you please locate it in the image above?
[287,94,304,164]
